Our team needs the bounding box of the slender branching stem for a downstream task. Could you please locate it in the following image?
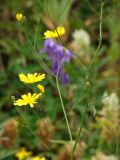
[55,76,73,141]
[71,104,89,160]
[15,107,50,150]
[71,1,104,159]
[89,0,104,71]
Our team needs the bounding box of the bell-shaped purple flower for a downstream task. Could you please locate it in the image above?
[39,39,74,84]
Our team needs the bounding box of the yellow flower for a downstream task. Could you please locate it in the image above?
[14,92,41,108]
[37,84,45,93]
[16,13,23,21]
[31,157,46,160]
[40,157,46,160]
[15,147,32,160]
[31,157,40,160]
[44,26,65,38]
[19,73,45,84]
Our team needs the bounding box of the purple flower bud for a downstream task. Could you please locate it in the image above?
[39,38,74,84]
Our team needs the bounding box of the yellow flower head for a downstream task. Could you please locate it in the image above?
[37,84,45,93]
[15,147,32,160]
[14,92,41,108]
[31,157,46,160]
[44,26,65,38]
[16,13,23,21]
[19,73,45,84]
[40,157,46,160]
[31,157,40,160]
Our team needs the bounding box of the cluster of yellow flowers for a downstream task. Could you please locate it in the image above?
[14,73,45,108]
[44,26,65,38]
[16,13,65,39]
[15,147,46,160]
[15,13,65,107]
[14,12,66,160]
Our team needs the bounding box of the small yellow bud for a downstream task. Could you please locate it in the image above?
[37,84,45,93]
[16,13,23,21]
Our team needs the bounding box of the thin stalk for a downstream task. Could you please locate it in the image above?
[89,0,104,71]
[86,0,99,16]
[57,0,72,23]
[55,76,72,141]
[37,104,52,159]
[71,104,88,160]
[115,132,119,159]
[49,139,69,145]
[89,87,120,106]
[31,85,52,158]
[54,43,72,141]
[15,107,50,151]
[31,106,52,150]
[21,19,56,88]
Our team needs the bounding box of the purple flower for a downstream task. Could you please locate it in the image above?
[39,39,74,84]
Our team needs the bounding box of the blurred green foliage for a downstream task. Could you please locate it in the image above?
[0,0,120,159]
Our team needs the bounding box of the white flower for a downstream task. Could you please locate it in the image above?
[72,29,90,47]
[92,151,117,160]
[102,93,119,109]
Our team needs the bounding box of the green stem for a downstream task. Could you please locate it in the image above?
[22,19,56,88]
[31,106,52,149]
[89,0,104,71]
[15,107,50,151]
[49,139,69,145]
[55,76,73,141]
[71,104,89,160]
[116,129,119,159]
